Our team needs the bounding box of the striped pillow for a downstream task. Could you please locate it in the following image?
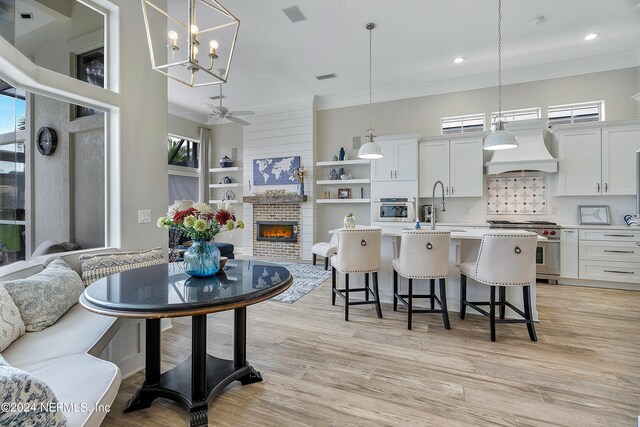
[79,247,165,286]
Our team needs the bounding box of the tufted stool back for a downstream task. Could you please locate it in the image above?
[397,230,451,279]
[473,233,538,286]
[332,228,381,273]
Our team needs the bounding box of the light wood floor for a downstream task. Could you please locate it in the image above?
[102,277,640,426]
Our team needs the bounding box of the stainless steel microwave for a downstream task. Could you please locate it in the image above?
[373,198,415,222]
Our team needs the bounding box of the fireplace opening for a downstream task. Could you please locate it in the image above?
[256,221,298,242]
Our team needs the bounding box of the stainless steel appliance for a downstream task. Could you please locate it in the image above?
[374,198,415,222]
[487,220,560,284]
[420,204,432,222]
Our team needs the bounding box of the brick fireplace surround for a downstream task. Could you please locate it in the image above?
[252,204,301,259]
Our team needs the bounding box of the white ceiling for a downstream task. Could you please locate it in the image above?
[168,0,640,122]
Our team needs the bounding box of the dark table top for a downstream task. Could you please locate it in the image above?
[80,260,292,318]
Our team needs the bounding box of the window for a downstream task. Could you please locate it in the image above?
[168,135,200,205]
[548,101,604,126]
[441,113,485,134]
[491,107,541,123]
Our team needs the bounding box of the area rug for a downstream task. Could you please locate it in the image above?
[267,261,331,304]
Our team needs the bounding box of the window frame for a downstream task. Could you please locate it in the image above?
[547,101,605,125]
[490,107,541,124]
[441,113,486,135]
[168,133,202,204]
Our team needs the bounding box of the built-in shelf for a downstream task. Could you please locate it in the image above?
[316,179,370,185]
[316,159,370,167]
[208,199,241,204]
[209,183,240,188]
[209,167,242,173]
[316,199,371,204]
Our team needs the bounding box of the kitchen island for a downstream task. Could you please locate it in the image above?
[330,225,543,321]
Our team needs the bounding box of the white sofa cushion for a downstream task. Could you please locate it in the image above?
[0,284,25,352]
[24,354,120,427]
[2,259,84,332]
[0,360,67,426]
[2,304,117,369]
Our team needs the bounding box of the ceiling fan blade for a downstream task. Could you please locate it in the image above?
[226,116,250,126]
[206,116,220,125]
[229,110,255,116]
[206,103,224,113]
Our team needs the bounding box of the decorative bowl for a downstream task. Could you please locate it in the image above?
[219,155,232,168]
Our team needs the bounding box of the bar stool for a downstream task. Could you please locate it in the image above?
[392,230,451,330]
[459,232,538,342]
[312,233,338,270]
[331,228,383,321]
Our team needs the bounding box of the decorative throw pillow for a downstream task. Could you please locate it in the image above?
[2,259,84,332]
[0,362,67,426]
[79,247,165,286]
[0,284,26,352]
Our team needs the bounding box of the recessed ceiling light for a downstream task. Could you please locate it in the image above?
[584,32,599,41]
[454,57,465,64]
[282,6,307,23]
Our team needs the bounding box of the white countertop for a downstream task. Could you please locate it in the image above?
[560,224,639,230]
[330,226,547,241]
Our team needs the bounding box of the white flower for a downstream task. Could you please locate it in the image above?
[217,201,223,210]
[224,202,231,211]
[192,202,213,214]
[167,203,179,217]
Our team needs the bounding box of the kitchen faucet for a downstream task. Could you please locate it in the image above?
[431,180,446,230]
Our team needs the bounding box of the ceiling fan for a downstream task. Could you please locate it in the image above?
[205,85,254,126]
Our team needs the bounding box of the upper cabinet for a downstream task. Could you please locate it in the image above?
[555,122,640,196]
[370,137,418,182]
[419,136,484,198]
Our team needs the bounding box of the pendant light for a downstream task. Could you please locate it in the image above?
[358,23,384,159]
[483,0,518,151]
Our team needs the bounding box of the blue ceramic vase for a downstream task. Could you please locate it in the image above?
[183,239,220,277]
[339,147,345,161]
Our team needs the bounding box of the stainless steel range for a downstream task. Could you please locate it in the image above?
[488,220,560,284]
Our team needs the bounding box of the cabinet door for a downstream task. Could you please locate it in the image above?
[370,140,395,181]
[419,142,449,197]
[394,139,418,181]
[560,229,579,279]
[601,125,640,195]
[556,129,601,195]
[449,137,483,197]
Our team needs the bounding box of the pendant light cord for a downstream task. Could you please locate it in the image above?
[368,25,373,134]
[497,0,503,117]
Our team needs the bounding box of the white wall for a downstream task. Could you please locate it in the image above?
[242,105,316,259]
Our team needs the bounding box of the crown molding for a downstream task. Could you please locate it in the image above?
[316,49,640,111]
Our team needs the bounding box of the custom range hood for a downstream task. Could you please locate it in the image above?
[485,119,558,175]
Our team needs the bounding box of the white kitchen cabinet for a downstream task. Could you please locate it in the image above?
[577,228,640,285]
[560,229,579,279]
[419,136,483,198]
[370,137,418,182]
[556,122,640,196]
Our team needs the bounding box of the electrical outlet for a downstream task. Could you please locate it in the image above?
[138,209,152,224]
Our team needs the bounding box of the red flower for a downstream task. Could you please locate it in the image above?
[215,209,235,225]
[173,207,197,224]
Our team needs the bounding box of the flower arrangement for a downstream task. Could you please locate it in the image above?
[293,166,305,183]
[157,201,244,241]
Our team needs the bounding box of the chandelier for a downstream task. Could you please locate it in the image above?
[141,0,240,87]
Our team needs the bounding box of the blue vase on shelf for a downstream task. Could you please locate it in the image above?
[298,181,304,196]
[183,239,220,277]
[339,147,345,161]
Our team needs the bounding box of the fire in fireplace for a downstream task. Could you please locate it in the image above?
[256,221,298,242]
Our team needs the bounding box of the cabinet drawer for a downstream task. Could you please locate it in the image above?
[579,229,640,242]
[579,241,640,263]
[579,260,640,284]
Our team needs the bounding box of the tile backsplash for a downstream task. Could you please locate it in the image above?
[487,175,546,215]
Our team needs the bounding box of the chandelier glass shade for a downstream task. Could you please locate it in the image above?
[141,0,239,87]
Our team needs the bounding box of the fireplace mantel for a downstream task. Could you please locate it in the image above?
[244,194,307,204]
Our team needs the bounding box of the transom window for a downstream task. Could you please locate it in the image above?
[168,136,199,168]
[548,101,604,126]
[491,107,541,123]
[168,135,200,205]
[441,113,485,134]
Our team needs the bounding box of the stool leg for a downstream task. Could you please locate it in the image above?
[459,274,467,320]
[490,286,496,342]
[499,287,506,320]
[407,278,413,330]
[393,270,398,311]
[523,285,537,342]
[365,272,370,301]
[344,273,349,322]
[324,257,329,271]
[312,254,317,266]
[429,279,435,310]
[331,267,336,306]
[439,278,451,330]
[373,272,383,319]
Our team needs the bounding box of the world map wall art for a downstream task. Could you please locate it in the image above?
[253,156,301,186]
